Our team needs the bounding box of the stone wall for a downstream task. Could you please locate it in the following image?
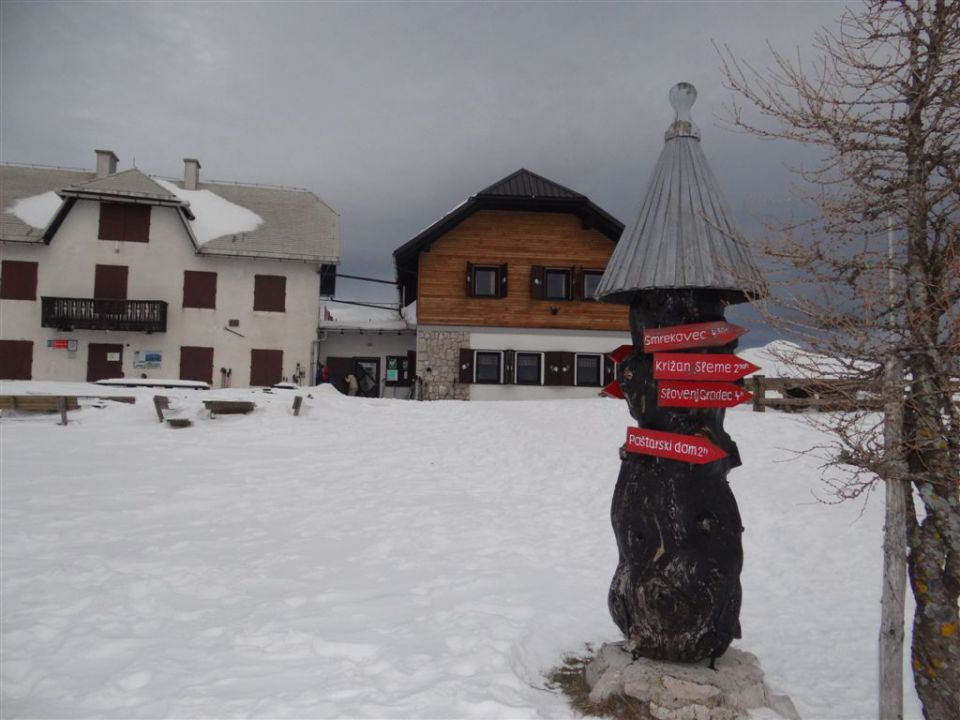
[416,329,470,401]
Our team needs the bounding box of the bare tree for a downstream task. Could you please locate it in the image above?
[717,2,959,718]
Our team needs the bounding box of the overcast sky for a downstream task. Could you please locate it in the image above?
[1,0,845,321]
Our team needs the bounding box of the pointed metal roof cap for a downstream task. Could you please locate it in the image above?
[595,83,766,305]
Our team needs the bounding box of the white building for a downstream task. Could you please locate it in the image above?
[0,150,339,386]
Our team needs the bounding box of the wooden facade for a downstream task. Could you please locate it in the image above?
[417,209,629,332]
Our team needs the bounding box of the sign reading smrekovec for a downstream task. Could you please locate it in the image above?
[643,321,746,353]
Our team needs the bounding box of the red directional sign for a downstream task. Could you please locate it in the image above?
[643,321,747,353]
[624,427,728,464]
[657,380,753,408]
[600,379,625,399]
[607,344,634,364]
[653,353,760,382]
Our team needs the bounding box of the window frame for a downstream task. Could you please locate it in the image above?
[544,268,572,301]
[253,274,286,312]
[472,266,500,298]
[474,350,503,384]
[581,270,604,301]
[182,270,217,309]
[575,353,603,387]
[98,202,151,243]
[514,351,543,386]
[0,260,38,301]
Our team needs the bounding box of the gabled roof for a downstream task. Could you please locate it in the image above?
[476,168,586,199]
[0,162,340,263]
[595,83,766,305]
[394,168,623,305]
[62,168,179,201]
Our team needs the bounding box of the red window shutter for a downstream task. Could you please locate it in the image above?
[458,348,474,384]
[250,348,283,386]
[94,265,128,299]
[572,266,583,300]
[123,205,151,242]
[0,260,38,300]
[0,340,33,379]
[98,203,125,241]
[465,262,475,297]
[545,351,576,386]
[179,346,215,384]
[183,271,217,309]
[530,265,545,299]
[503,350,516,384]
[254,275,286,312]
[498,263,509,298]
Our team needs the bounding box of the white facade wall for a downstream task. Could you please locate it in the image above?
[1,199,321,385]
[417,325,630,401]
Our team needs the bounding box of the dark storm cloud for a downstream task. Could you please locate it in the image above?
[1,0,844,320]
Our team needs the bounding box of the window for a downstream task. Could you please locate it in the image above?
[515,352,542,385]
[475,351,502,384]
[98,203,151,243]
[582,270,604,300]
[183,271,217,309]
[466,262,507,298]
[0,260,38,300]
[94,265,128,299]
[0,340,33,379]
[254,274,286,312]
[250,348,283,386]
[545,269,571,300]
[385,355,412,387]
[576,354,602,387]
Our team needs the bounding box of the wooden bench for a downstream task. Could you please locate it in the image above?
[0,395,80,412]
[0,395,80,425]
[203,400,256,416]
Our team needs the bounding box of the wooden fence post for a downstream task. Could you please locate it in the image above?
[752,375,765,412]
[292,396,303,416]
[153,395,169,423]
[57,396,68,426]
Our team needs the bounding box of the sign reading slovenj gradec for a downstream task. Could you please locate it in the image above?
[653,353,759,382]
[657,380,753,408]
[642,321,746,353]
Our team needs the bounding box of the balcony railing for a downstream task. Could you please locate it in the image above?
[41,297,168,333]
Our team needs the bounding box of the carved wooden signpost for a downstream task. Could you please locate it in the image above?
[594,83,766,665]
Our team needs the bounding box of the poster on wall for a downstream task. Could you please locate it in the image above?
[134,350,162,369]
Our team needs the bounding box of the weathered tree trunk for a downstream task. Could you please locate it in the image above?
[608,289,743,663]
[880,353,907,720]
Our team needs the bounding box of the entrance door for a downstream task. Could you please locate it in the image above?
[87,343,123,381]
[354,357,380,398]
[179,346,214,384]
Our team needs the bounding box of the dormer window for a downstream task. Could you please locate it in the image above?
[98,202,151,243]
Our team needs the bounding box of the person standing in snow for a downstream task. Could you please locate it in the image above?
[345,373,358,396]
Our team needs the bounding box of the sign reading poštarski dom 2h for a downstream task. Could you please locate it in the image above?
[593,82,766,665]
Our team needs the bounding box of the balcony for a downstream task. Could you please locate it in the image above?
[41,297,168,333]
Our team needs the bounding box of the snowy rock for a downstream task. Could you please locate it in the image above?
[586,642,800,720]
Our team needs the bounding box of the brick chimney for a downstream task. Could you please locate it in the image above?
[95,149,118,178]
[183,158,201,190]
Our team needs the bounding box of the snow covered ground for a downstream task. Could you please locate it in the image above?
[1,379,922,718]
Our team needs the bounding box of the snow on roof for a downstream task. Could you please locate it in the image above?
[321,301,415,330]
[154,178,262,244]
[6,190,62,229]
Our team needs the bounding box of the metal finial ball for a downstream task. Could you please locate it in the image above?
[669,83,697,121]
